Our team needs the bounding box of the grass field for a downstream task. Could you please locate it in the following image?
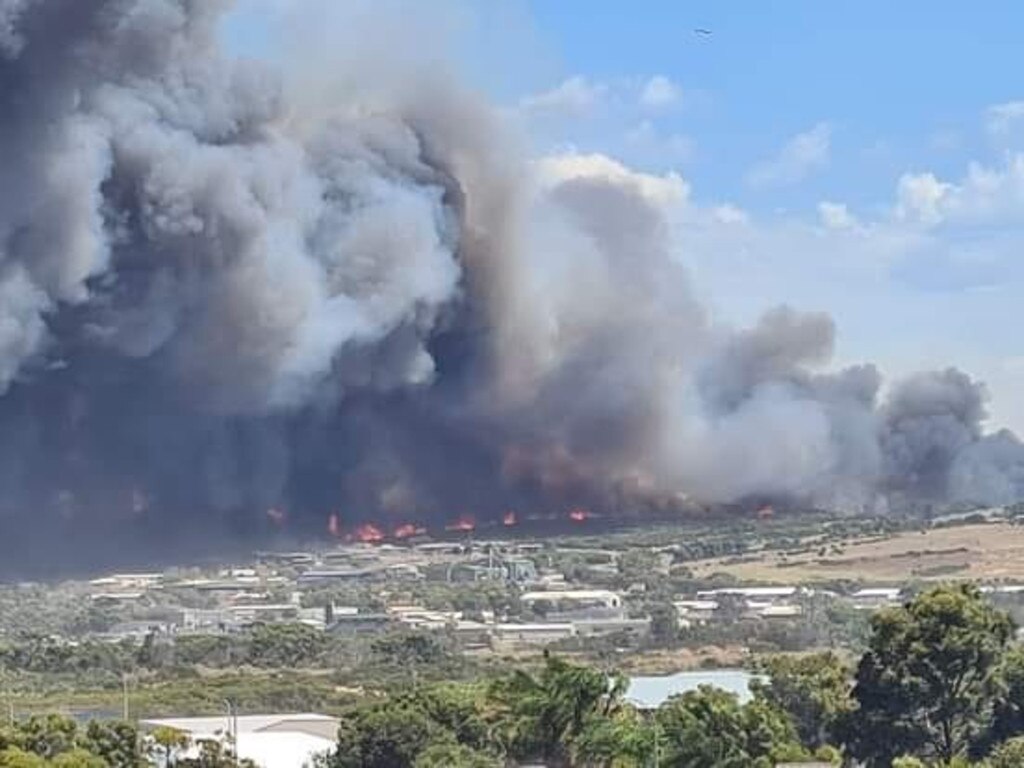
[687,522,1024,584]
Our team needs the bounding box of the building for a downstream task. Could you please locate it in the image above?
[696,587,799,603]
[673,599,719,623]
[850,587,902,610]
[573,617,651,638]
[90,573,164,590]
[297,567,381,585]
[492,623,576,647]
[327,612,394,636]
[521,590,623,616]
[140,713,338,768]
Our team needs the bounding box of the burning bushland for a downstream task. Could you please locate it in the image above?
[0,0,1022,570]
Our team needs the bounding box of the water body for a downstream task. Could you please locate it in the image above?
[625,669,758,710]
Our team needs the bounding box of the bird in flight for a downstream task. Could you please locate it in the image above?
[694,28,712,36]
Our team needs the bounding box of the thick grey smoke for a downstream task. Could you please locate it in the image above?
[1,0,1022,572]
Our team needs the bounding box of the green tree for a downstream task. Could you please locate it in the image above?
[246,623,327,668]
[16,716,77,760]
[990,736,1024,768]
[371,633,447,668]
[412,741,501,768]
[149,726,191,767]
[991,646,1024,747]
[752,651,851,749]
[329,703,440,768]
[50,750,105,768]
[488,655,626,766]
[0,748,47,768]
[890,758,926,768]
[845,584,1014,766]
[572,709,655,768]
[81,720,142,767]
[656,686,801,768]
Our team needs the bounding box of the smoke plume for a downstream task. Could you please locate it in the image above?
[0,0,1022,571]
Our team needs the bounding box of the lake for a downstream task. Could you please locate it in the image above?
[625,669,758,710]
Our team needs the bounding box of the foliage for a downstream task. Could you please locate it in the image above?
[572,708,655,767]
[845,584,1015,766]
[752,651,851,748]
[655,685,803,768]
[990,736,1024,768]
[370,633,450,668]
[329,702,442,768]
[246,623,327,668]
[412,741,501,768]
[488,654,626,766]
[0,716,144,766]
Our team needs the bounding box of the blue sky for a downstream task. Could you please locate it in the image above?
[223,1,1024,431]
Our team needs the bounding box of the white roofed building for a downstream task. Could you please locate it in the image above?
[141,714,338,768]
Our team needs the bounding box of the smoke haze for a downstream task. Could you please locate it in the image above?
[1,0,1022,572]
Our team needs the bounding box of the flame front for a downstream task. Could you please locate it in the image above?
[446,514,476,532]
[352,523,385,543]
[327,513,341,538]
[503,511,518,527]
[568,507,591,523]
[393,523,425,539]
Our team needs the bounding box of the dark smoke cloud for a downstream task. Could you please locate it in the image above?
[1,0,1023,573]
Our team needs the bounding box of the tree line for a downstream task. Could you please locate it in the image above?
[321,584,1024,767]
[7,584,1024,766]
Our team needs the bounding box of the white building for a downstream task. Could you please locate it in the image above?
[850,587,902,610]
[141,713,338,768]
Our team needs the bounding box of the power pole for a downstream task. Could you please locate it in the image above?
[122,673,130,721]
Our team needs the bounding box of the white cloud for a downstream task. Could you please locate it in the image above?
[625,120,695,164]
[519,76,608,118]
[535,151,690,206]
[746,122,831,188]
[639,75,682,110]
[895,172,953,225]
[894,155,1024,227]
[818,201,857,229]
[712,204,749,225]
[987,101,1024,136]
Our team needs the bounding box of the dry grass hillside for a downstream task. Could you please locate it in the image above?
[688,522,1024,584]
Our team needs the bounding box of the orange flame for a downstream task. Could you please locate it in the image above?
[756,505,775,520]
[353,523,385,543]
[393,523,426,539]
[445,514,476,532]
[327,513,341,538]
[568,507,591,523]
[503,511,518,527]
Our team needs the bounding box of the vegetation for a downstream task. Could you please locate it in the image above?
[315,585,1024,767]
